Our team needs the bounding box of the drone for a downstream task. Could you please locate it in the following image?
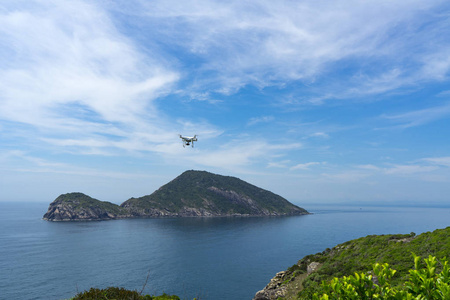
[179,134,198,148]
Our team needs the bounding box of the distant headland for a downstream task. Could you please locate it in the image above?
[43,170,309,221]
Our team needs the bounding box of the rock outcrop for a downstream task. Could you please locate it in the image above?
[253,262,321,300]
[43,193,130,221]
[253,271,289,300]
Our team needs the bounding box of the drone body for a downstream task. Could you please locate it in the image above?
[179,134,198,147]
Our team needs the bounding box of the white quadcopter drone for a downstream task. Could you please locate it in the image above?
[179,134,198,148]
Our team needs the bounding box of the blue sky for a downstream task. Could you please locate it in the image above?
[1,0,450,206]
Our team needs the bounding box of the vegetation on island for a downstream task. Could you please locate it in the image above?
[121,170,307,216]
[44,170,308,220]
[54,193,128,215]
[257,226,450,299]
[43,192,130,221]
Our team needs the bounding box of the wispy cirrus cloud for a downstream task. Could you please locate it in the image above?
[317,157,450,187]
[290,162,323,171]
[121,0,450,101]
[320,170,372,183]
[421,157,450,168]
[380,102,450,129]
[309,132,330,139]
[247,116,274,126]
[185,139,302,171]
[355,158,450,179]
[383,164,439,175]
[0,150,148,180]
[0,0,180,155]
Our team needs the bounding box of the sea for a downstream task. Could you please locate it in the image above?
[1,202,449,300]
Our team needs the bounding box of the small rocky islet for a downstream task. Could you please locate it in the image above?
[43,170,309,221]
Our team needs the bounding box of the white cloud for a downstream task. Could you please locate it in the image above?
[119,0,450,99]
[421,48,450,81]
[0,150,147,179]
[383,164,438,175]
[267,160,291,168]
[380,103,450,129]
[320,170,371,182]
[357,161,443,176]
[437,90,450,97]
[181,139,302,171]
[247,116,274,126]
[290,162,322,170]
[310,132,329,138]
[0,0,180,154]
[319,160,446,184]
[357,164,381,171]
[422,157,450,168]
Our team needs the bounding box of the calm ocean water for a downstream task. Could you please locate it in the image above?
[1,202,449,300]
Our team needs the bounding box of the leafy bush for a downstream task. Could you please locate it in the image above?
[309,255,450,300]
[72,287,180,300]
[293,228,450,297]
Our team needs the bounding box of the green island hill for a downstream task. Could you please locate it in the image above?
[43,170,309,221]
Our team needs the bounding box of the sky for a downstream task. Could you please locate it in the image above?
[1,0,450,206]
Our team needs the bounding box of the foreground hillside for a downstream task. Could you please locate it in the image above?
[43,170,308,221]
[254,226,450,299]
[70,227,450,299]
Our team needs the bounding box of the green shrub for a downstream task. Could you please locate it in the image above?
[72,287,180,300]
[309,255,450,300]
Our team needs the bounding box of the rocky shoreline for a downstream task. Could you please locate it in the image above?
[43,193,308,221]
[253,262,321,300]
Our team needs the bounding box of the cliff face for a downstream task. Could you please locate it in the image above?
[253,264,319,300]
[43,193,130,221]
[43,170,309,221]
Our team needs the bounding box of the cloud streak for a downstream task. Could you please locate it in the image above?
[290,162,322,171]
[118,0,450,100]
[0,0,180,155]
[380,102,450,129]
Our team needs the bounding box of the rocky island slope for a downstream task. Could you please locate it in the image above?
[43,193,130,221]
[121,170,308,217]
[43,170,309,221]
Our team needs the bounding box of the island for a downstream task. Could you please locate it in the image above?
[43,170,309,221]
[42,192,131,221]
